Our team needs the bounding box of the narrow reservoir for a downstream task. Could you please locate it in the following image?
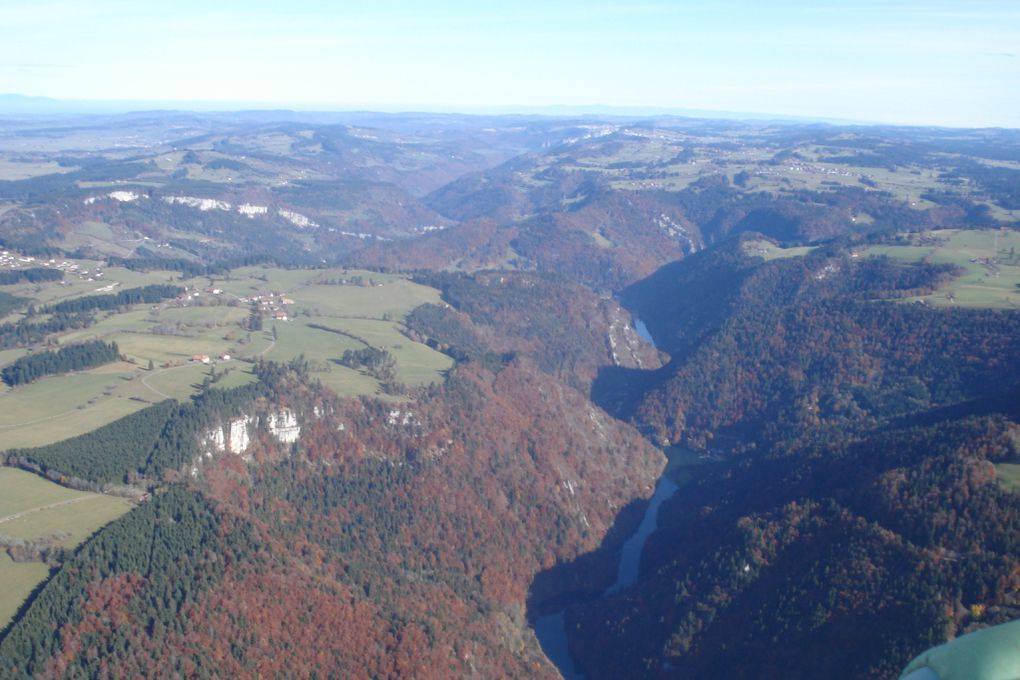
[533,610,584,680]
[633,317,656,347]
[534,472,682,679]
[532,312,674,678]
[606,474,679,594]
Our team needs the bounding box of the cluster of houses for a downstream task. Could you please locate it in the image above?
[172,285,232,306]
[243,292,295,322]
[190,353,231,364]
[0,251,106,282]
[752,163,865,183]
[0,250,36,269]
[169,286,294,321]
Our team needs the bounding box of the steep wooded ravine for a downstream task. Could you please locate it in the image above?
[560,239,1020,679]
[0,267,666,677]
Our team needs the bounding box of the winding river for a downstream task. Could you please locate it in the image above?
[533,317,679,679]
[533,474,681,678]
[632,317,655,346]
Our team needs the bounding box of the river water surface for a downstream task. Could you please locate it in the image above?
[533,473,681,678]
[532,315,673,678]
[633,317,655,346]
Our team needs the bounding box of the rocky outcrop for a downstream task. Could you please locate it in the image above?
[267,409,301,444]
[198,409,303,468]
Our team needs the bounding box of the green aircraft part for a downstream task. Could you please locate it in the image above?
[901,619,1020,680]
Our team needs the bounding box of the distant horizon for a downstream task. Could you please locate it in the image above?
[0,92,995,131]
[1,1,1017,129]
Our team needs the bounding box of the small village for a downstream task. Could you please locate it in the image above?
[0,250,107,283]
[170,287,294,320]
[245,292,295,321]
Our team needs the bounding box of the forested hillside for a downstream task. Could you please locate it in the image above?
[0,254,663,677]
[412,269,663,389]
[565,410,1020,679]
[560,235,1020,678]
[617,239,1020,448]
[0,485,259,678]
[0,358,663,678]
[1,339,120,386]
[3,111,1020,679]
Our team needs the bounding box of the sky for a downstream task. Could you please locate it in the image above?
[0,0,1018,128]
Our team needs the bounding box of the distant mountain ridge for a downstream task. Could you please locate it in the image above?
[0,93,880,126]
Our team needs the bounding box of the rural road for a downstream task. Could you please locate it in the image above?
[257,336,276,357]
[140,334,276,400]
[140,362,191,400]
[0,495,95,525]
[0,407,88,430]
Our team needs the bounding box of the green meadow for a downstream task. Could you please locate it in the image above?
[0,468,134,628]
[0,263,452,446]
[863,229,1020,309]
[0,262,454,624]
[743,238,818,261]
[996,463,1020,494]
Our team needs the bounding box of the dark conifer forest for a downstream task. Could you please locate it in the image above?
[1,339,120,386]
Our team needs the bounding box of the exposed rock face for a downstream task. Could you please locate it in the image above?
[237,203,269,217]
[197,408,308,471]
[163,195,232,211]
[278,209,318,228]
[199,415,256,464]
[228,416,253,458]
[210,427,226,454]
[267,410,300,444]
[84,190,140,204]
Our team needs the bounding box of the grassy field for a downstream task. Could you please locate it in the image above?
[261,316,453,393]
[215,266,324,295]
[0,468,134,628]
[59,222,145,259]
[0,369,152,449]
[0,159,74,181]
[0,263,195,306]
[0,554,48,631]
[286,280,439,319]
[112,329,238,366]
[320,317,452,386]
[743,238,818,261]
[0,347,27,369]
[0,263,452,445]
[744,230,1020,308]
[0,370,138,426]
[862,229,1020,308]
[996,463,1020,494]
[141,361,258,400]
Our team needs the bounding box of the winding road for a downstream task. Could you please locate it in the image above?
[139,335,276,401]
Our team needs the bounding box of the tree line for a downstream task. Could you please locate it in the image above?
[43,284,184,314]
[1,339,120,386]
[0,267,63,285]
[0,291,27,319]
[4,401,178,487]
[339,346,396,381]
[0,312,94,350]
[3,361,298,486]
[104,253,271,278]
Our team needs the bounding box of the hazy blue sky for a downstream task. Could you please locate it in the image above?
[1,0,1017,127]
